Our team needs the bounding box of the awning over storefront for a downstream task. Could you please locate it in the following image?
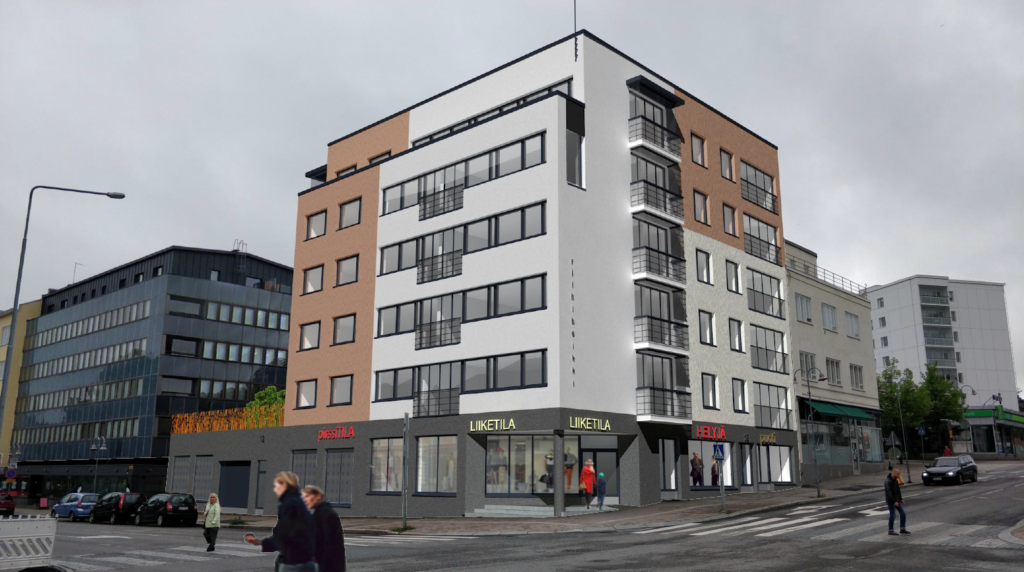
[834,405,875,421]
[806,400,875,420]
[808,402,846,416]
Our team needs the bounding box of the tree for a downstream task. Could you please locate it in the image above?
[919,362,965,427]
[248,386,285,408]
[877,359,932,449]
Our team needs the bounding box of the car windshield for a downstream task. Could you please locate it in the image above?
[82,495,100,503]
[929,458,959,467]
[125,494,142,502]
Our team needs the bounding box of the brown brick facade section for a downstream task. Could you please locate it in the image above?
[673,92,786,265]
[287,115,409,427]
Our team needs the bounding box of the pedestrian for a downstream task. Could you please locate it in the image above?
[564,447,577,489]
[943,445,953,457]
[690,451,704,487]
[202,493,221,552]
[245,471,316,572]
[711,459,719,487]
[302,485,346,572]
[596,472,607,510]
[580,459,596,509]
[885,468,911,536]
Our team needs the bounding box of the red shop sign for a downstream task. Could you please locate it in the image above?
[318,425,355,442]
[694,424,727,441]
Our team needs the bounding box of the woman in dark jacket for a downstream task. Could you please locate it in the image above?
[303,485,346,572]
[245,471,316,572]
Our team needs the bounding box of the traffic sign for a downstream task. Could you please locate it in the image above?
[917,426,926,436]
[5,469,16,480]
[713,444,725,461]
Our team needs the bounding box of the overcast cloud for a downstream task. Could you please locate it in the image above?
[1,0,1021,394]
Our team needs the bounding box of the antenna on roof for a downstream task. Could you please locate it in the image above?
[72,262,85,283]
[574,0,578,61]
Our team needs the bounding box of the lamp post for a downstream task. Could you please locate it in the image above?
[888,378,913,483]
[90,437,107,492]
[793,367,827,498]
[0,186,124,449]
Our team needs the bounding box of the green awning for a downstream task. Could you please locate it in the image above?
[809,402,846,416]
[834,405,875,421]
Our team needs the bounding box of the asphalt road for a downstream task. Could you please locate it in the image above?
[44,464,1024,571]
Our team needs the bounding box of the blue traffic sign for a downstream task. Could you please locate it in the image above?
[4,469,15,479]
[713,444,725,461]
[917,426,926,436]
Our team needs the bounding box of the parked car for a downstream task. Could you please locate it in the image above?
[89,492,147,524]
[0,494,15,516]
[51,492,100,521]
[134,493,198,527]
[922,454,978,485]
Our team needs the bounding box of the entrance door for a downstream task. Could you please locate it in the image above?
[218,462,251,510]
[580,451,619,496]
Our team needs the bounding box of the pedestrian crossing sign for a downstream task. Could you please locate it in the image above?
[713,444,725,461]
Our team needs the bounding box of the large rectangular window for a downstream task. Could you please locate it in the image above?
[330,375,352,405]
[694,191,708,224]
[333,315,355,345]
[300,322,320,350]
[733,378,747,412]
[660,438,677,491]
[306,211,326,239]
[486,435,578,495]
[740,161,776,213]
[753,382,790,430]
[417,436,458,494]
[750,324,787,374]
[376,350,546,400]
[822,303,837,331]
[371,438,404,492]
[340,198,361,229]
[743,214,779,265]
[746,268,784,319]
[702,373,718,409]
[687,440,732,488]
[296,380,316,409]
[337,255,358,286]
[303,266,323,294]
[795,294,812,323]
[758,445,792,483]
[845,312,860,338]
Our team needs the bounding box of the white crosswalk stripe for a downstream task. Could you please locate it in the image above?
[756,518,848,537]
[634,522,700,534]
[174,545,266,557]
[726,517,818,535]
[84,556,166,567]
[812,520,885,540]
[663,517,759,535]
[127,549,214,561]
[690,518,786,536]
[344,534,479,548]
[51,561,111,572]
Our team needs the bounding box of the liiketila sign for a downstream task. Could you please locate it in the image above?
[569,416,612,432]
[318,425,355,442]
[469,418,516,432]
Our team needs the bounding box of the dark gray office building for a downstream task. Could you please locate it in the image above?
[10,246,292,502]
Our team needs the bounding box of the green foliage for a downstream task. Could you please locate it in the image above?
[247,386,286,409]
[876,358,932,444]
[919,362,965,426]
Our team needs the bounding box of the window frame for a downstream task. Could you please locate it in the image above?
[299,321,321,351]
[732,378,747,413]
[698,310,715,346]
[701,373,719,410]
[332,314,356,346]
[306,210,328,240]
[728,318,743,353]
[415,435,458,496]
[693,190,709,225]
[690,133,706,167]
[329,375,353,406]
[302,265,324,295]
[795,294,813,324]
[845,312,860,339]
[340,198,362,229]
[723,204,737,236]
[296,379,317,409]
[720,149,733,180]
[696,249,712,285]
[725,260,740,294]
[336,255,359,286]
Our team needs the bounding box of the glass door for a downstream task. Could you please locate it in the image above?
[580,450,619,496]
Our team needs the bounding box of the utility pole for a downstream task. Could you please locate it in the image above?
[402,413,409,529]
[794,367,825,498]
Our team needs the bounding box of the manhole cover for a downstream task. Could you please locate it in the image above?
[820,555,855,560]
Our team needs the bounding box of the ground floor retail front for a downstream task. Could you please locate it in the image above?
[965,408,1024,457]
[1,459,168,508]
[797,398,886,482]
[166,408,800,516]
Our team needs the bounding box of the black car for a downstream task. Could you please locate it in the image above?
[134,493,199,527]
[89,492,147,524]
[922,454,978,485]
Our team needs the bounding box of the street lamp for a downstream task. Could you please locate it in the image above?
[0,186,124,449]
[888,377,913,483]
[793,367,827,498]
[90,437,107,492]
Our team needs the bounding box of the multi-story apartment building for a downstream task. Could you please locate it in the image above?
[8,246,291,501]
[784,241,882,482]
[867,276,1021,456]
[1,299,43,495]
[169,30,797,516]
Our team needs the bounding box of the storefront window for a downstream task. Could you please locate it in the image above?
[860,425,883,463]
[371,438,404,492]
[687,440,732,488]
[758,445,792,483]
[486,435,578,495]
[660,438,677,491]
[417,436,458,494]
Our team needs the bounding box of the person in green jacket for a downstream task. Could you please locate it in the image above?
[203,493,221,552]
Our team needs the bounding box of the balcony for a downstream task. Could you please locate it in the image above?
[924,336,954,347]
[415,318,461,350]
[636,387,692,424]
[632,247,686,289]
[747,289,785,319]
[740,179,777,214]
[785,255,867,299]
[922,316,952,326]
[417,250,463,284]
[751,347,788,375]
[630,180,684,225]
[413,388,460,418]
[928,358,956,368]
[744,233,782,266]
[628,116,682,161]
[419,185,464,221]
[920,295,949,305]
[634,316,689,355]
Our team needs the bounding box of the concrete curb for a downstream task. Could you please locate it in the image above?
[997,518,1024,547]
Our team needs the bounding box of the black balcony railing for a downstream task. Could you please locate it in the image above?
[413,388,460,418]
[634,316,689,351]
[630,180,684,220]
[415,318,461,350]
[628,116,682,157]
[417,250,463,284]
[744,233,782,266]
[633,247,686,285]
[751,346,788,374]
[747,288,785,319]
[740,179,777,214]
[419,185,464,221]
[636,387,692,419]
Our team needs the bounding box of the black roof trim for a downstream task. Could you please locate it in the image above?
[626,76,685,108]
[323,29,776,153]
[305,165,327,181]
[300,91,581,197]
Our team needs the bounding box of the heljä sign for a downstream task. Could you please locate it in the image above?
[318,425,355,442]
[694,424,726,440]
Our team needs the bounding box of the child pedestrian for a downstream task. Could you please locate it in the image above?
[596,472,607,510]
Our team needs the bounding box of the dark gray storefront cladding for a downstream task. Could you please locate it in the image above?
[168,408,668,517]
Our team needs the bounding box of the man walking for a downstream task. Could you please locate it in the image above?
[302,485,346,572]
[690,451,704,487]
[885,468,911,536]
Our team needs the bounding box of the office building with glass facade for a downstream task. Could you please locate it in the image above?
[8,246,291,502]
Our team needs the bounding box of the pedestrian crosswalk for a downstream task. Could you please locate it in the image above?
[345,534,478,548]
[634,513,1020,549]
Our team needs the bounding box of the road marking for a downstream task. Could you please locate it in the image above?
[691,518,787,536]
[858,505,891,517]
[173,546,264,557]
[978,488,1005,496]
[50,561,110,571]
[70,535,132,540]
[727,517,817,535]
[786,505,837,516]
[86,556,166,567]
[812,520,885,540]
[806,501,886,518]
[634,522,700,534]
[970,538,1009,548]
[858,520,944,542]
[128,550,214,561]
[755,518,848,537]
[909,524,988,545]
[948,495,979,503]
[662,517,759,535]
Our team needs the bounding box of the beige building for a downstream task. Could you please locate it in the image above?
[784,241,882,481]
[0,299,42,479]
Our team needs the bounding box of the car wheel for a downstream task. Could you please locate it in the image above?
[157,514,165,527]
[110,513,118,525]
[70,513,77,522]
[89,513,96,524]
[50,510,56,518]
[134,513,143,526]
[957,473,964,485]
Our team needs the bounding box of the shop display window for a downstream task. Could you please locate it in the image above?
[486,435,578,495]
[686,440,732,488]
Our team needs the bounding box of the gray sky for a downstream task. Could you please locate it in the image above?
[1,0,1022,394]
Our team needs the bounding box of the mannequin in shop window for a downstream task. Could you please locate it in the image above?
[690,451,704,487]
[711,460,719,487]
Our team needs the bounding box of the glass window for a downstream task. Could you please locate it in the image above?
[338,256,358,285]
[846,312,860,338]
[160,377,193,396]
[376,371,395,400]
[822,303,837,331]
[726,261,739,293]
[168,337,199,357]
[383,185,402,214]
[702,373,718,409]
[241,345,252,363]
[465,221,490,253]
[496,355,522,388]
[398,303,415,333]
[497,211,522,245]
[524,205,543,237]
[660,438,677,491]
[524,135,543,168]
[523,277,544,311]
[759,445,792,483]
[566,130,583,186]
[244,308,255,325]
[496,282,522,316]
[231,306,243,324]
[370,438,404,492]
[378,307,397,336]
[168,297,202,317]
[307,211,327,239]
[395,368,413,399]
[696,250,711,284]
[733,378,746,412]
[399,240,417,270]
[691,134,705,166]
[300,322,320,350]
[688,440,733,488]
[799,352,816,381]
[699,311,714,345]
[417,436,458,494]
[228,344,240,362]
[381,245,399,274]
[466,154,490,187]
[721,150,733,180]
[257,310,267,327]
[524,352,544,386]
[269,312,280,329]
[334,315,355,345]
[280,314,290,331]
[341,198,361,229]
[296,380,316,408]
[331,375,352,405]
[303,266,323,294]
[212,381,225,399]
[723,205,736,235]
[464,359,488,392]
[796,294,812,323]
[497,142,522,177]
[694,191,708,224]
[729,319,743,351]
[753,382,790,430]
[218,304,231,322]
